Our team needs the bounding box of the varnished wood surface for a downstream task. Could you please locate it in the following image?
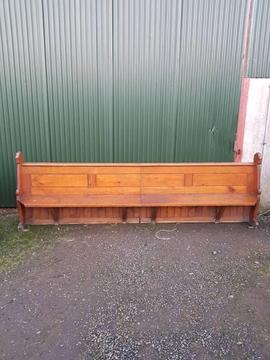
[24,206,250,225]
[20,195,142,207]
[141,194,257,207]
[20,193,257,208]
[16,152,261,225]
[21,165,256,197]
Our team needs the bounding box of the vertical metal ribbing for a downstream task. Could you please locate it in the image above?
[0,0,50,206]
[247,0,270,77]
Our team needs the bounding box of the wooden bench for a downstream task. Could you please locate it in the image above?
[16,152,262,228]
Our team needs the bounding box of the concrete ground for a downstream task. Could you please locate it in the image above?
[0,218,270,359]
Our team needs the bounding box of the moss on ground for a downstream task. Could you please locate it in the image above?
[256,259,270,276]
[247,249,270,277]
[0,214,62,274]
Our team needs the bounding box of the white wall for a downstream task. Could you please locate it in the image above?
[242,79,270,211]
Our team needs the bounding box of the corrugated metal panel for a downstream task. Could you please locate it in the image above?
[0,0,254,206]
[247,0,270,77]
[42,0,113,162]
[0,0,50,206]
[113,0,182,162]
[113,0,247,162]
[174,0,247,161]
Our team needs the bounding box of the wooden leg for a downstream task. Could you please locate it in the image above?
[151,208,157,223]
[249,203,259,227]
[17,201,25,230]
[215,207,225,223]
[52,208,60,224]
[28,208,33,224]
[122,208,128,223]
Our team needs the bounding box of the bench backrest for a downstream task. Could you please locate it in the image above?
[16,153,261,200]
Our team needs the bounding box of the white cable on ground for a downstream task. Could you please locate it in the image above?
[259,209,270,217]
[155,228,177,240]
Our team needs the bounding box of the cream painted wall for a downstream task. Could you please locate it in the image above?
[242,79,270,211]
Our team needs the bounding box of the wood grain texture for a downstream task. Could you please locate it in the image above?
[88,174,96,187]
[193,173,247,186]
[141,174,184,187]
[23,165,141,174]
[21,194,142,207]
[141,186,247,194]
[96,174,140,187]
[31,174,88,187]
[24,206,250,225]
[184,174,193,186]
[141,194,256,206]
[31,186,140,196]
[140,165,254,174]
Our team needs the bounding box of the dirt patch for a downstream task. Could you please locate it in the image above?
[0,214,270,359]
[0,212,69,273]
[0,208,17,217]
[259,210,270,236]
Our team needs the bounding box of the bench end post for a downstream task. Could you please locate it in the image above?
[253,152,262,166]
[16,151,25,229]
[249,153,262,227]
[16,151,24,164]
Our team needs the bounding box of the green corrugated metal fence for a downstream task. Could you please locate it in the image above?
[0,0,51,207]
[112,0,247,162]
[247,0,270,77]
[0,0,269,206]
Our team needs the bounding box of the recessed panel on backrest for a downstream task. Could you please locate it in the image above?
[21,165,141,196]
[21,163,256,198]
[141,164,255,195]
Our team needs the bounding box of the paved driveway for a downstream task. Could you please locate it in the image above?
[0,222,270,359]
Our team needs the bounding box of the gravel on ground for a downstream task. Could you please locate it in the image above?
[0,214,270,359]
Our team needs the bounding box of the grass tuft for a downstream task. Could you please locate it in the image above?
[0,214,61,273]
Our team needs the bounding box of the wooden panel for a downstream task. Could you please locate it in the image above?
[141,186,247,194]
[21,194,141,207]
[141,174,184,187]
[24,206,250,225]
[184,174,193,186]
[96,174,140,187]
[25,207,139,225]
[21,193,256,208]
[22,174,32,194]
[141,165,254,174]
[31,174,87,187]
[31,186,140,195]
[154,206,249,223]
[193,173,248,186]
[246,168,257,193]
[88,174,96,187]
[141,194,256,206]
[23,164,255,175]
[23,165,141,175]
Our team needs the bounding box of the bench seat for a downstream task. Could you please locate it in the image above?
[141,193,257,207]
[19,194,141,208]
[19,193,257,208]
